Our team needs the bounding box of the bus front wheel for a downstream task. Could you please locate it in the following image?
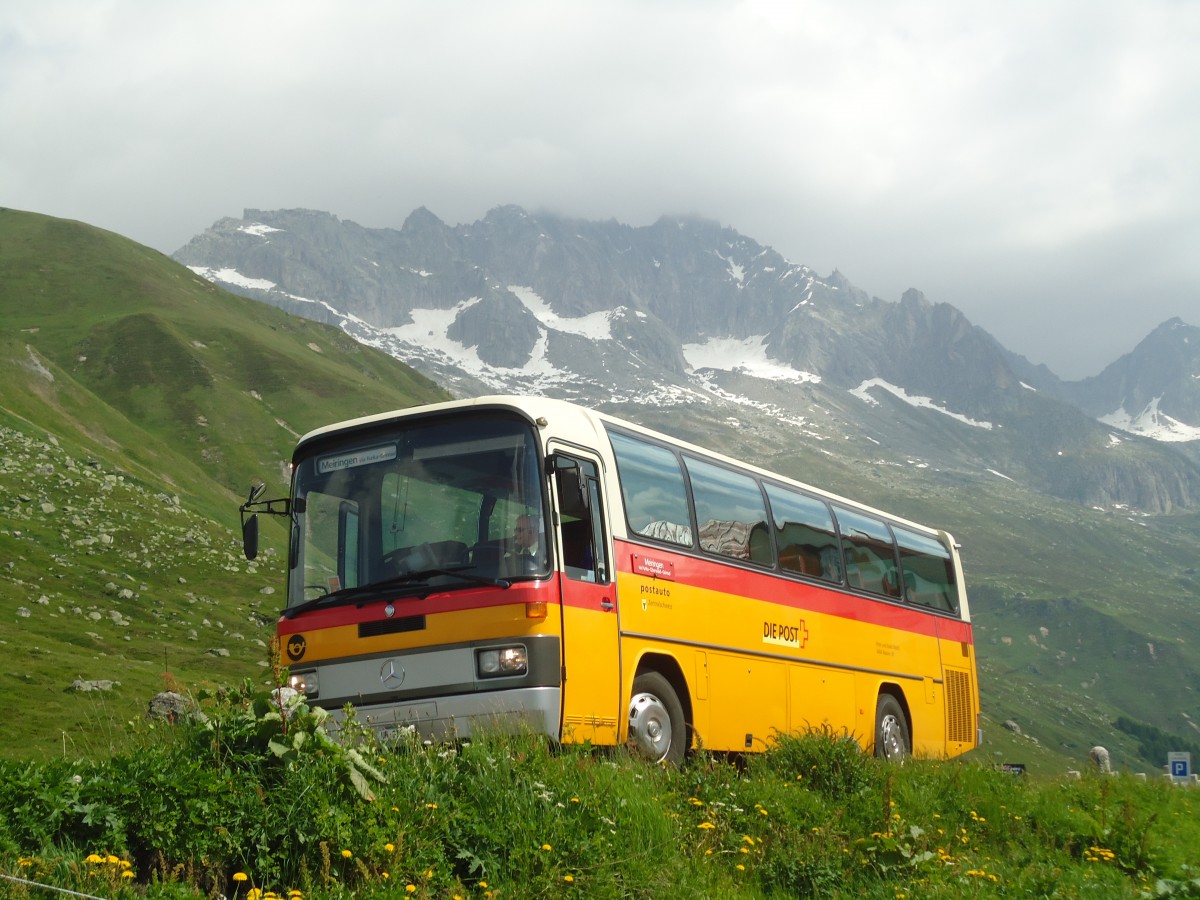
[628,672,686,764]
[874,694,910,760]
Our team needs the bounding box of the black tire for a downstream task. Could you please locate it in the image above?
[627,671,687,764]
[874,694,911,760]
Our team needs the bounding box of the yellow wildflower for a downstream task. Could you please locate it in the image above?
[542,843,552,851]
[697,821,715,830]
[341,849,352,859]
[406,885,416,894]
[564,874,575,882]
[385,843,395,853]
[233,873,249,883]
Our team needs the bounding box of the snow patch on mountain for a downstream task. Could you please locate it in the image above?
[507,286,616,339]
[188,266,276,292]
[715,251,745,285]
[237,223,283,238]
[851,379,995,430]
[1099,397,1200,442]
[682,336,821,385]
[687,372,817,434]
[377,298,575,389]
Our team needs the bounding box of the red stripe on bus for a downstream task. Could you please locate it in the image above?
[614,539,974,644]
[276,579,561,635]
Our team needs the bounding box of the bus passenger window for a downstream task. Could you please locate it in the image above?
[893,526,958,612]
[833,506,900,598]
[685,456,770,564]
[608,431,693,546]
[764,485,841,583]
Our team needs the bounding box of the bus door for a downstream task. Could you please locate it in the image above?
[549,449,621,746]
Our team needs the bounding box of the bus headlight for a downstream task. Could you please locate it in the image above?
[477,646,528,678]
[288,669,319,698]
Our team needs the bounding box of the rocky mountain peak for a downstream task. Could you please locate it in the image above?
[172,205,1200,513]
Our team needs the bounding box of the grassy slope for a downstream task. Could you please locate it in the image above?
[3,209,1200,775]
[0,209,449,759]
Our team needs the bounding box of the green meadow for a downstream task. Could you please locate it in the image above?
[3,689,1200,899]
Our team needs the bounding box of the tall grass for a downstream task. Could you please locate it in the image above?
[2,685,1199,898]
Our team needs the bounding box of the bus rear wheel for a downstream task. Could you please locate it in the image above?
[628,672,686,764]
[874,694,911,760]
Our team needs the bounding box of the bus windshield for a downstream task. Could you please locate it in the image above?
[287,413,547,609]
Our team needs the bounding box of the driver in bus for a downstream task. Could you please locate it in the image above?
[510,514,541,559]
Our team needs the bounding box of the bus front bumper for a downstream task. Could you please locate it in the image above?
[325,686,562,744]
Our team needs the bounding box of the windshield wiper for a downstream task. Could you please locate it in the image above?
[401,565,513,591]
[282,567,510,619]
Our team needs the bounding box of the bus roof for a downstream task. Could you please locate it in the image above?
[293,394,958,546]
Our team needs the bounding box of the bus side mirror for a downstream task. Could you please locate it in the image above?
[243,513,259,561]
[239,482,266,561]
[238,482,292,562]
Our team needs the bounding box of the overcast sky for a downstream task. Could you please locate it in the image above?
[3,0,1196,379]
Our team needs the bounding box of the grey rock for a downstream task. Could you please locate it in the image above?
[67,679,119,692]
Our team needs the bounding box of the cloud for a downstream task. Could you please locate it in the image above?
[2,0,1197,379]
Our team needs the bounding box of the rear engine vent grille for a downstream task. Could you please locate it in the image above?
[945,668,975,745]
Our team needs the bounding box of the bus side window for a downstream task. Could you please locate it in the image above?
[608,431,693,547]
[554,456,609,584]
[833,506,901,598]
[764,484,841,583]
[893,526,958,613]
[685,456,771,565]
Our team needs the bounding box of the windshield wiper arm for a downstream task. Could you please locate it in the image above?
[282,567,510,619]
[281,589,362,620]
[401,566,512,591]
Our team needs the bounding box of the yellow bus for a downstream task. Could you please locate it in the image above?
[241,395,979,762]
